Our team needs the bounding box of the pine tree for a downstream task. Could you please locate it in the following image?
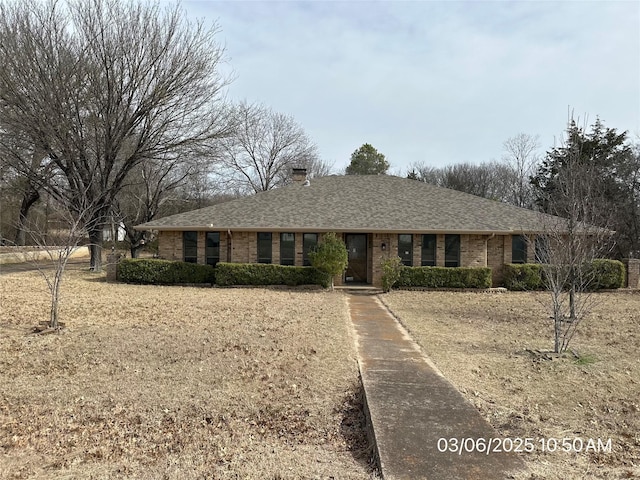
[531,118,635,258]
[345,144,389,175]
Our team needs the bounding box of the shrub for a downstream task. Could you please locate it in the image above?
[381,256,403,293]
[118,258,215,285]
[503,263,545,291]
[503,260,625,291]
[395,266,492,289]
[588,259,625,290]
[214,262,330,287]
[308,232,348,290]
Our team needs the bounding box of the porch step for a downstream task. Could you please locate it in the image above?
[335,285,383,295]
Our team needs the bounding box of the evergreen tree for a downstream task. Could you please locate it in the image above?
[531,118,636,258]
[345,144,389,175]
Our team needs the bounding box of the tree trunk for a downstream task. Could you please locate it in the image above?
[126,229,145,258]
[130,243,144,258]
[553,302,562,354]
[14,187,40,246]
[49,267,62,329]
[88,226,104,272]
[569,287,576,320]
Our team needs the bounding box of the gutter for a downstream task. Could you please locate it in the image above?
[133,225,532,236]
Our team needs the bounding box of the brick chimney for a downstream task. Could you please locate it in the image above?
[292,167,307,184]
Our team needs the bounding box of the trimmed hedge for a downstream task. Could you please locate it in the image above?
[117,258,215,285]
[395,266,492,289]
[589,259,625,289]
[214,262,330,287]
[503,259,625,291]
[503,263,545,291]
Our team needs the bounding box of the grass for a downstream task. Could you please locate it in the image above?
[381,290,640,479]
[0,270,377,479]
[574,353,599,366]
[4,266,638,479]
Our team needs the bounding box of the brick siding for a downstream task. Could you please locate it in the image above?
[157,230,530,287]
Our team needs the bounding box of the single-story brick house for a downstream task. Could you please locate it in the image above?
[135,170,563,287]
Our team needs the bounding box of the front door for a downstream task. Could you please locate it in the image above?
[345,234,368,283]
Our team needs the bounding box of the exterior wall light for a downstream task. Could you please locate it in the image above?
[381,243,386,251]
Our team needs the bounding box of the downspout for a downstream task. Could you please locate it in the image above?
[485,233,496,267]
[485,233,497,287]
[227,230,232,262]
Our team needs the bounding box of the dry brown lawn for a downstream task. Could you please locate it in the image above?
[381,290,640,480]
[0,270,377,479]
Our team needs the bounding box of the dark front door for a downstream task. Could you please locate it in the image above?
[345,234,368,283]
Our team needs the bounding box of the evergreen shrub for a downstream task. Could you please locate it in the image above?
[395,266,492,289]
[117,258,215,284]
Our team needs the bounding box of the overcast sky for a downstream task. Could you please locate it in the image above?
[182,0,640,174]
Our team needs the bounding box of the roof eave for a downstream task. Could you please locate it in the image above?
[134,224,544,235]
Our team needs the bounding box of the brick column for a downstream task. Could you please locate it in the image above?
[623,259,640,289]
[436,234,445,266]
[106,252,122,282]
[503,235,512,264]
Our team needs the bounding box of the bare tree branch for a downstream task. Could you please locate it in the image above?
[20,188,101,330]
[502,133,540,208]
[533,116,615,353]
[214,102,321,194]
[0,0,232,271]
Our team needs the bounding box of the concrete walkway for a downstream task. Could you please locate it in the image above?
[347,293,525,480]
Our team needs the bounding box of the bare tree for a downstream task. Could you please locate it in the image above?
[0,133,55,245]
[215,102,320,194]
[14,152,56,246]
[0,0,231,271]
[409,161,512,202]
[114,151,200,258]
[299,155,335,181]
[0,149,19,243]
[440,162,510,200]
[407,135,539,208]
[502,133,540,208]
[407,163,442,185]
[533,119,614,353]
[22,192,99,331]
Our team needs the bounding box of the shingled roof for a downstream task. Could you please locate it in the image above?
[135,175,560,234]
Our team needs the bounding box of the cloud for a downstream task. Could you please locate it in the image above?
[184,0,640,171]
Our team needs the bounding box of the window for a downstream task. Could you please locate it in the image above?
[535,235,549,263]
[445,234,460,267]
[206,232,220,266]
[421,234,436,266]
[303,233,318,266]
[512,235,528,264]
[183,231,197,263]
[257,232,272,264]
[398,234,413,266]
[280,233,295,266]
